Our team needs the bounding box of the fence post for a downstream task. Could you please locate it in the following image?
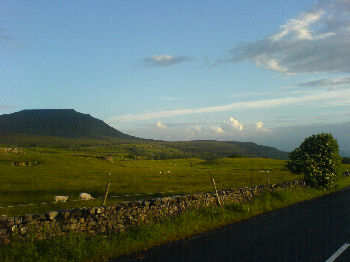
[102,182,111,207]
[267,170,270,186]
[211,178,222,206]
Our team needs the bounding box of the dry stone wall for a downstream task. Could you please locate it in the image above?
[0,180,306,245]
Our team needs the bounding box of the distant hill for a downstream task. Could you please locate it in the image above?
[166,140,289,160]
[0,109,289,159]
[0,109,136,140]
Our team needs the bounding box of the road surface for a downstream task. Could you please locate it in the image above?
[113,186,350,262]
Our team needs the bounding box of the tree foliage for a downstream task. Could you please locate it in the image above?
[287,133,341,188]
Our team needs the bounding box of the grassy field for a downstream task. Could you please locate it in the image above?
[1,175,350,262]
[1,145,350,261]
[0,146,300,216]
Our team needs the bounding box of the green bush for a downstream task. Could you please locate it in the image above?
[342,157,350,164]
[287,133,341,188]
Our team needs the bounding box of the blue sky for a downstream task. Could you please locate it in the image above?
[1,0,350,153]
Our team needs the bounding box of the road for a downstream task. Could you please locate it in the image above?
[114,186,350,262]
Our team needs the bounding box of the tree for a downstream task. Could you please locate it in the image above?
[287,133,341,188]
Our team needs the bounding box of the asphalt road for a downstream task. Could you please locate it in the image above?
[114,187,350,262]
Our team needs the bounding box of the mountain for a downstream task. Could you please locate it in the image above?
[0,109,289,159]
[0,109,136,140]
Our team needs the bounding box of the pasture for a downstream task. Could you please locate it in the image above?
[0,146,318,216]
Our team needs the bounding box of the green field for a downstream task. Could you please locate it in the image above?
[1,145,350,261]
[0,146,301,216]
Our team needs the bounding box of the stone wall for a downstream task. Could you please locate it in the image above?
[0,180,306,245]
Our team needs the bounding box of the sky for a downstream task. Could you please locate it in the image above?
[1,0,350,154]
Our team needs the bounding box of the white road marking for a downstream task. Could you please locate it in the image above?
[325,243,350,262]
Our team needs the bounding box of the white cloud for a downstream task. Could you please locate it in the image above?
[211,126,224,134]
[195,126,202,132]
[107,89,350,123]
[255,121,270,132]
[224,117,243,131]
[255,57,293,75]
[270,10,327,41]
[256,121,263,129]
[153,54,173,62]
[142,54,193,67]
[156,121,166,129]
[161,96,177,101]
[220,0,350,75]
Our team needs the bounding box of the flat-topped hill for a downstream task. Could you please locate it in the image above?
[0,109,136,140]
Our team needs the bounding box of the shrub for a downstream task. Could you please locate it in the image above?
[342,157,350,164]
[287,133,341,188]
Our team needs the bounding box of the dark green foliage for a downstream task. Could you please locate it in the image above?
[228,154,243,158]
[342,157,350,164]
[287,133,341,188]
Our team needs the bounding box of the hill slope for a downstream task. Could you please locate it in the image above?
[167,140,289,160]
[0,109,135,140]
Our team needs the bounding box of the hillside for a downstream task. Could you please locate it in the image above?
[166,140,289,160]
[0,109,289,159]
[0,109,136,140]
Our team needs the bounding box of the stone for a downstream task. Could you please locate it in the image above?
[20,227,27,235]
[47,211,58,220]
[23,214,34,223]
[10,225,17,232]
[59,211,70,219]
[96,208,104,214]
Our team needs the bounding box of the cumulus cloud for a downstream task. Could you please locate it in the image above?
[156,121,166,129]
[211,126,224,134]
[195,126,202,132]
[256,121,263,129]
[224,117,243,131]
[220,0,350,75]
[298,76,350,89]
[142,54,193,67]
[255,121,270,132]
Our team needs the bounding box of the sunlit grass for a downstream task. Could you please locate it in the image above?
[2,176,350,262]
[0,148,301,216]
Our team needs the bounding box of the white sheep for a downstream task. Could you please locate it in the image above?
[54,196,69,203]
[79,192,95,200]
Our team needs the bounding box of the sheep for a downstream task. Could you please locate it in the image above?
[54,196,69,203]
[79,192,95,200]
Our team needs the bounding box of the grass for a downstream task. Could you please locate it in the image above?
[0,146,301,216]
[2,175,350,262]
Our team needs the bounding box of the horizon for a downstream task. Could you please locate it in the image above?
[1,108,349,156]
[1,0,350,153]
